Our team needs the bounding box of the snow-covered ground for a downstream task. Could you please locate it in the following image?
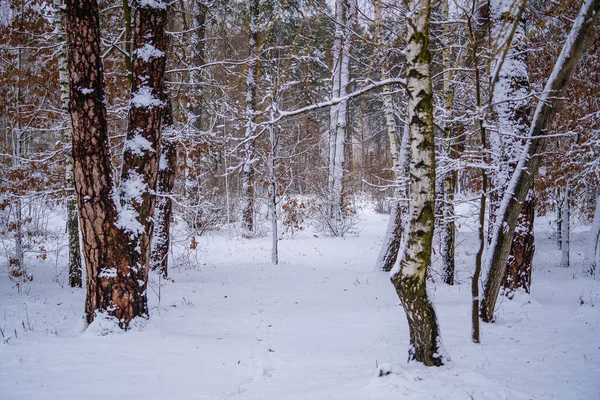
[1,203,599,399]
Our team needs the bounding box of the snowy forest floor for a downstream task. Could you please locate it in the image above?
[1,202,599,399]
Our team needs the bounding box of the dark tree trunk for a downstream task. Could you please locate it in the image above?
[377,201,403,272]
[241,0,260,237]
[190,0,207,130]
[502,191,535,294]
[65,0,167,328]
[150,100,176,278]
[480,0,600,323]
[55,0,82,288]
[116,0,168,322]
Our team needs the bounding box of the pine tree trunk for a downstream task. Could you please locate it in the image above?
[64,0,167,328]
[390,0,444,367]
[480,0,600,323]
[150,100,176,278]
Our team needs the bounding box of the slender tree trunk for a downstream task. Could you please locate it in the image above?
[65,0,167,328]
[123,0,132,84]
[241,0,259,237]
[583,193,600,276]
[11,48,25,284]
[480,0,600,323]
[440,0,458,285]
[556,187,563,249]
[327,0,355,236]
[469,2,488,342]
[269,105,278,264]
[390,0,444,367]
[55,0,82,288]
[560,184,570,268]
[191,0,207,130]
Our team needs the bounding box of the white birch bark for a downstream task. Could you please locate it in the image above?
[560,184,570,268]
[390,0,445,367]
[583,194,600,276]
[327,0,355,236]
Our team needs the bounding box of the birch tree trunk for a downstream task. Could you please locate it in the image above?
[55,0,82,288]
[64,0,167,328]
[241,0,259,237]
[583,193,600,276]
[327,0,355,236]
[480,0,600,323]
[390,0,444,367]
[560,184,570,268]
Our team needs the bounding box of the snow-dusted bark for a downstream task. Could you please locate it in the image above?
[65,0,167,328]
[584,194,600,276]
[55,0,82,288]
[390,0,445,367]
[190,0,207,130]
[9,49,25,283]
[241,0,259,237]
[439,0,458,285]
[376,125,409,271]
[327,0,355,236]
[560,184,570,268]
[150,100,176,278]
[489,0,534,295]
[374,0,407,272]
[268,106,278,265]
[480,0,600,323]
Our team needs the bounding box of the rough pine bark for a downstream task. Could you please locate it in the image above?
[480,0,600,323]
[116,0,167,320]
[65,0,167,328]
[150,100,175,278]
[390,0,444,367]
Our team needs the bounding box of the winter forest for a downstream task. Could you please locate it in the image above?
[0,0,599,398]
